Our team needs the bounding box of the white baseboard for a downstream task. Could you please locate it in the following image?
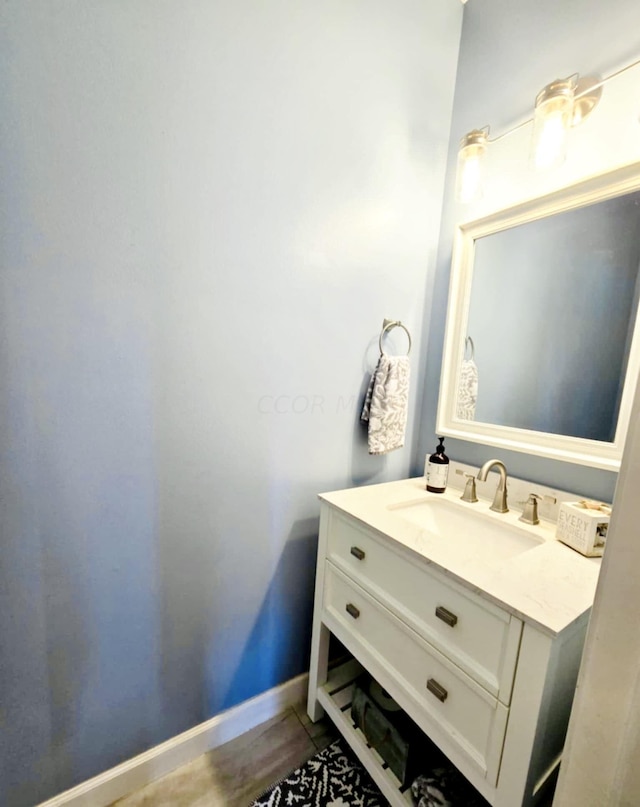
[37,672,310,807]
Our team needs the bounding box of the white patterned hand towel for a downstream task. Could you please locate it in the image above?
[361,355,410,455]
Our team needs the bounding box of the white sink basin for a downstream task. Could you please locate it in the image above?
[387,497,544,561]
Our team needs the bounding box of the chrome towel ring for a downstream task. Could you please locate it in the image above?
[379,318,412,356]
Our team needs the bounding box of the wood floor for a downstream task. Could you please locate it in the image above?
[110,702,556,807]
[109,700,338,807]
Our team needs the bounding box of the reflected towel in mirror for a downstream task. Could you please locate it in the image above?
[361,355,410,454]
[456,357,478,420]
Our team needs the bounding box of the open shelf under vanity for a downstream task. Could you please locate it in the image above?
[317,658,415,806]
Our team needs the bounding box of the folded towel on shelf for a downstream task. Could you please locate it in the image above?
[361,354,410,455]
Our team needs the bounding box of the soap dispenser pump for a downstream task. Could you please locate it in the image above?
[426,437,449,493]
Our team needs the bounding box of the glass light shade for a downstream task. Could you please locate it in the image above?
[531,79,575,171]
[456,130,488,204]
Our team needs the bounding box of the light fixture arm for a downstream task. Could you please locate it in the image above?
[578,57,640,98]
[488,118,530,145]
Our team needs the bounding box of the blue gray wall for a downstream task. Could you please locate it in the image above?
[0,2,462,804]
[416,0,640,502]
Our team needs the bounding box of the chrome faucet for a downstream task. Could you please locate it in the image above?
[477,459,509,513]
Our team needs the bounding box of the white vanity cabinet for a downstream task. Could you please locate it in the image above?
[307,490,593,807]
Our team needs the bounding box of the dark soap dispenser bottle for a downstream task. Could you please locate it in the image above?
[426,437,449,493]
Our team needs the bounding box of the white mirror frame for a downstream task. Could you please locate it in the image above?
[436,161,640,471]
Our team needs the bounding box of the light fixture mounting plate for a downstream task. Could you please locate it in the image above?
[572,75,602,126]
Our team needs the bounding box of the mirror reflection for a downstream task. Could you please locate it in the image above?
[462,190,640,443]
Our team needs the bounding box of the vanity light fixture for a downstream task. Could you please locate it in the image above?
[531,75,603,171]
[455,129,488,203]
[531,77,577,171]
[455,56,640,203]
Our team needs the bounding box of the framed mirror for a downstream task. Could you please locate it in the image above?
[436,162,640,470]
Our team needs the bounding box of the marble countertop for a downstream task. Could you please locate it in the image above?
[320,477,601,637]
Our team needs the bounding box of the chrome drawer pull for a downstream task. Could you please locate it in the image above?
[435,606,458,628]
[427,678,448,702]
[350,546,365,560]
[346,603,360,619]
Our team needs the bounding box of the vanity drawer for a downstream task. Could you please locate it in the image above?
[326,510,521,703]
[323,563,508,784]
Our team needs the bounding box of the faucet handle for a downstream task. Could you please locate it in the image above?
[517,493,541,504]
[460,473,478,503]
[518,493,541,525]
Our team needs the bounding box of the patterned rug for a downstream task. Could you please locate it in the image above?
[249,740,385,807]
[249,738,492,807]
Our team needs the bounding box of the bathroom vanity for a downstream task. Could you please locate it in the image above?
[307,477,601,807]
